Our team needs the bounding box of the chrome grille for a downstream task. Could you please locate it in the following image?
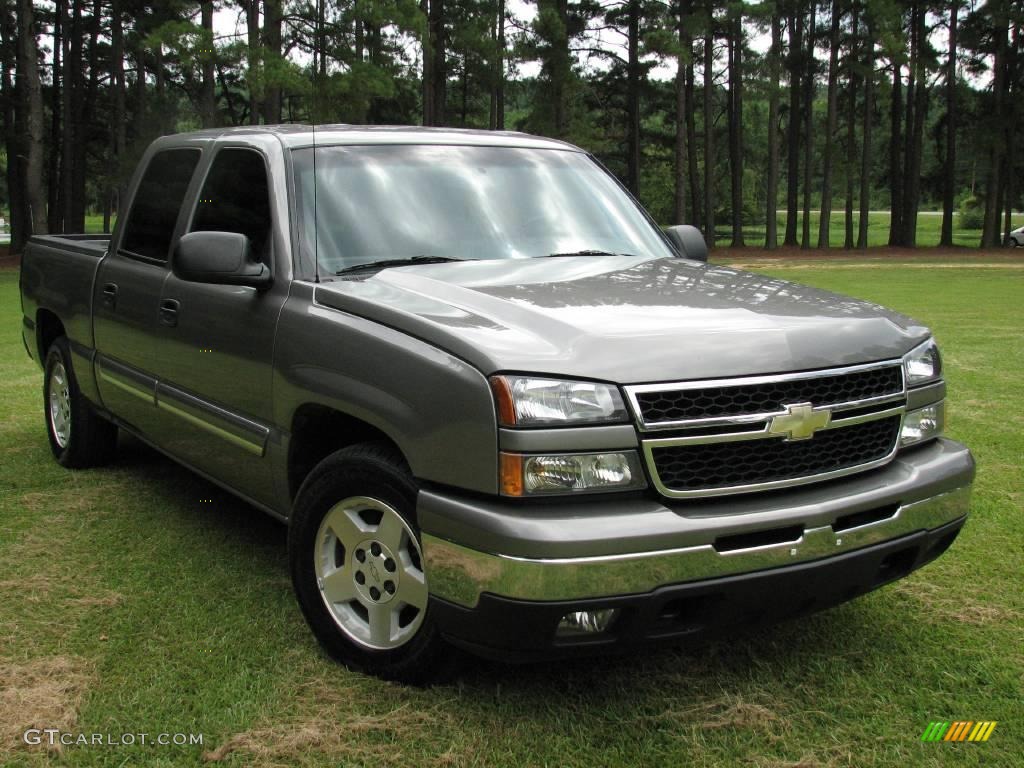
[625,361,907,498]
[633,366,902,425]
[628,361,905,431]
[650,416,901,494]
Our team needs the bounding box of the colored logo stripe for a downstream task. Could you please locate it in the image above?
[974,722,997,742]
[945,721,972,741]
[921,721,996,742]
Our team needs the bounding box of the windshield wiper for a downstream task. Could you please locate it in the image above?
[538,249,638,258]
[335,255,470,275]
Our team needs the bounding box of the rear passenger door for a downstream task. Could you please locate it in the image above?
[93,148,202,436]
[153,147,286,507]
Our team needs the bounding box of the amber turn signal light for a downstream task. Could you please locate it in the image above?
[499,452,524,496]
[490,376,517,426]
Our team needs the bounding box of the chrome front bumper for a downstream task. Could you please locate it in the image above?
[423,486,969,607]
[420,438,974,609]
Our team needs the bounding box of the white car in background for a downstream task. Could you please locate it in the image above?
[1008,225,1024,246]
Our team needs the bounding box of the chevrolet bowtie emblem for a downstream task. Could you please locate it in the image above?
[767,402,831,441]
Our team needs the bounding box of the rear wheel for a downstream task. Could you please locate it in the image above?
[288,443,450,683]
[43,337,118,468]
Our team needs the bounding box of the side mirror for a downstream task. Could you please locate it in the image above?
[664,224,709,262]
[173,231,271,289]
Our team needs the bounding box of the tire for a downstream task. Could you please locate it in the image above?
[43,337,118,468]
[288,443,451,684]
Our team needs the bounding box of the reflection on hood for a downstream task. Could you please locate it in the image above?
[315,256,929,383]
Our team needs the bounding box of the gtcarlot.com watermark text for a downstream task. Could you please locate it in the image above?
[24,729,203,747]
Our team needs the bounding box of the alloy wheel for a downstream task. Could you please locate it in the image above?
[313,496,428,650]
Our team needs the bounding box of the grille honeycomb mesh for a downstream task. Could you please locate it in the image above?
[651,416,901,493]
[636,366,902,424]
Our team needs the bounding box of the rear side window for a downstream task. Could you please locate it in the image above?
[121,149,201,261]
[191,148,273,262]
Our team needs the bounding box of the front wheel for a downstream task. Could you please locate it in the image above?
[288,443,450,683]
[43,337,118,468]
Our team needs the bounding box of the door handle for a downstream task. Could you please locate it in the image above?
[101,282,118,309]
[159,298,180,327]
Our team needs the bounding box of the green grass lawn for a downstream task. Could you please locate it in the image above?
[1,260,1021,767]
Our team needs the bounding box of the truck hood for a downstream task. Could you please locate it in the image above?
[314,256,930,383]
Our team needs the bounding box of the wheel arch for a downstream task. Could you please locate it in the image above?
[287,403,408,502]
[35,308,66,363]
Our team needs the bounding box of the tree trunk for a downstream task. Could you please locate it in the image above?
[765,13,782,249]
[134,37,147,132]
[155,40,166,126]
[981,12,1008,247]
[818,0,841,248]
[888,64,903,246]
[262,0,282,123]
[317,0,327,78]
[73,0,100,231]
[549,0,569,136]
[626,0,641,195]
[685,58,701,228]
[858,12,874,249]
[1004,156,1015,240]
[110,0,126,219]
[497,0,505,128]
[703,23,715,247]
[939,1,959,246]
[460,57,469,126]
[728,9,744,247]
[246,0,260,124]
[1005,22,1020,239]
[48,0,63,232]
[17,0,48,236]
[844,0,860,250]
[430,0,447,126]
[490,0,505,129]
[784,5,803,247]
[674,1,691,224]
[421,0,433,125]
[801,3,816,249]
[200,1,217,127]
[60,0,83,231]
[899,13,916,245]
[902,3,927,247]
[2,4,29,251]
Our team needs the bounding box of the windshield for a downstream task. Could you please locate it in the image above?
[292,144,674,275]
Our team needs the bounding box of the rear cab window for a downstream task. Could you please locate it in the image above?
[120,149,202,262]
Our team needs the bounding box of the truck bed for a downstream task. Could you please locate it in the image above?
[20,233,111,370]
[28,233,111,258]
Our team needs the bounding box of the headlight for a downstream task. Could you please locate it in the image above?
[903,339,942,386]
[490,375,628,427]
[499,451,645,496]
[900,402,945,447]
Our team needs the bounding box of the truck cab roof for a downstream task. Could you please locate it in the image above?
[152,124,583,152]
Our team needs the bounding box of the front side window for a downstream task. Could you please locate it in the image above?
[190,148,273,263]
[292,145,673,275]
[121,149,201,261]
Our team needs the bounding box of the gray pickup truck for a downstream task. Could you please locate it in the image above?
[20,126,975,682]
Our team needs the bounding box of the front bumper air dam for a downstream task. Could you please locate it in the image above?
[428,515,966,660]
